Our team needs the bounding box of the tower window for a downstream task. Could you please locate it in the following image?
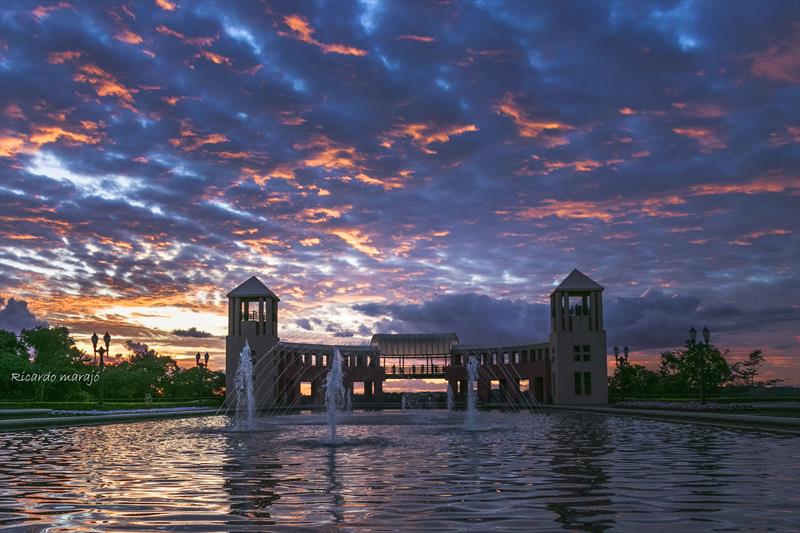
[574,372,582,395]
[568,292,591,316]
[583,372,592,395]
[574,345,591,362]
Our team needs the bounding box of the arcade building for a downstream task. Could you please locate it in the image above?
[225,269,608,407]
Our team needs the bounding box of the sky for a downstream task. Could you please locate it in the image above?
[0,0,798,387]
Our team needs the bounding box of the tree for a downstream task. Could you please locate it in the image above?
[0,329,34,399]
[659,340,731,402]
[732,350,780,388]
[609,358,659,400]
[21,326,91,401]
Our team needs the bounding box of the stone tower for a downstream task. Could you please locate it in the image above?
[225,276,280,408]
[549,269,608,404]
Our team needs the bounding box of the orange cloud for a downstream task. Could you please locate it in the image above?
[769,126,800,146]
[195,50,232,66]
[299,206,351,225]
[300,237,321,246]
[730,229,792,246]
[0,122,101,158]
[115,29,143,45]
[619,107,637,115]
[513,200,615,222]
[328,228,380,258]
[672,127,726,152]
[155,0,176,11]
[688,174,800,196]
[748,33,800,84]
[169,132,228,152]
[217,151,250,159]
[155,25,216,46]
[73,63,138,111]
[296,134,362,169]
[494,93,573,144]
[0,133,27,158]
[47,50,83,64]
[383,123,478,154]
[28,125,98,146]
[542,159,622,173]
[352,172,408,190]
[4,103,25,120]
[503,193,690,223]
[32,1,71,18]
[279,111,306,125]
[396,35,435,42]
[281,15,368,56]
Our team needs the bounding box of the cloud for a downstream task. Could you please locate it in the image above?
[747,33,800,84]
[382,123,478,154]
[672,127,726,152]
[0,298,48,333]
[172,326,213,338]
[295,318,313,330]
[155,0,176,11]
[353,293,549,345]
[494,93,573,146]
[280,14,368,56]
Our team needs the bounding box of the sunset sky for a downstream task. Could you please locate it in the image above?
[0,1,798,385]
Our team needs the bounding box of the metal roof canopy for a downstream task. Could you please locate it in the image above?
[370,333,459,356]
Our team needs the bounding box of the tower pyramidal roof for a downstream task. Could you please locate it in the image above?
[226,276,280,299]
[553,269,604,292]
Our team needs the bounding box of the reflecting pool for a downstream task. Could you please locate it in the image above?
[0,411,798,531]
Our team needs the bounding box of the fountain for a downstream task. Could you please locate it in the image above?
[325,347,344,442]
[234,340,255,431]
[447,383,454,411]
[401,393,407,410]
[466,355,478,429]
[345,389,352,412]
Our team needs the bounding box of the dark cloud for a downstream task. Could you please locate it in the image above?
[295,318,313,331]
[0,298,49,334]
[354,294,549,345]
[171,327,213,338]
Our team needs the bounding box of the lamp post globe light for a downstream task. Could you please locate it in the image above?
[91,331,111,407]
[91,332,99,364]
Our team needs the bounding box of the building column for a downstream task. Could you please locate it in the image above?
[373,379,382,403]
[477,377,490,403]
[258,297,265,335]
[364,381,373,401]
[235,298,242,335]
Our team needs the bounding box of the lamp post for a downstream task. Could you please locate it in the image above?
[92,331,110,407]
[689,325,710,403]
[195,352,209,400]
[613,345,619,366]
[623,345,629,363]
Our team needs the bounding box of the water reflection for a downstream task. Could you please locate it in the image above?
[0,412,797,531]
[546,414,615,531]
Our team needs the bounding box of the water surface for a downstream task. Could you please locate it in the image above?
[0,411,797,531]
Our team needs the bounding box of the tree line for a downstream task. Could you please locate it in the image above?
[0,326,224,402]
[609,337,780,401]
